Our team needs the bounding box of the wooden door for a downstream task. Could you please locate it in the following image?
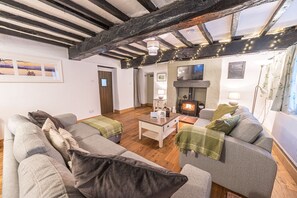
[146,73,154,106]
[98,71,113,114]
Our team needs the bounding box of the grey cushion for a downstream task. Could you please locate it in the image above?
[253,129,273,152]
[54,113,77,128]
[77,134,126,155]
[233,106,249,115]
[69,149,188,198]
[13,122,65,166]
[171,164,212,198]
[28,110,64,129]
[18,154,84,198]
[7,114,31,135]
[230,118,263,143]
[66,123,99,140]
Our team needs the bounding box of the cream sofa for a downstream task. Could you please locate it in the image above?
[3,113,212,198]
[179,106,277,198]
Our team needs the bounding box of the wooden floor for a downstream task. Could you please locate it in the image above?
[0,107,296,197]
[106,107,297,198]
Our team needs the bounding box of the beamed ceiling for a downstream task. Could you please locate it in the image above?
[0,0,297,68]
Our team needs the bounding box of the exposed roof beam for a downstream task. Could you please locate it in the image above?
[122,26,297,68]
[172,30,194,47]
[197,24,213,44]
[99,53,123,60]
[114,48,139,57]
[260,0,294,36]
[106,51,133,59]
[0,11,84,41]
[137,0,158,12]
[39,0,112,29]
[69,0,277,60]
[0,21,77,45]
[230,12,240,39]
[0,0,95,36]
[88,0,130,22]
[136,41,148,48]
[0,27,70,48]
[155,37,176,49]
[123,45,147,54]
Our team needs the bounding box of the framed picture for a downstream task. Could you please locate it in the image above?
[157,73,166,82]
[0,52,63,83]
[228,61,246,79]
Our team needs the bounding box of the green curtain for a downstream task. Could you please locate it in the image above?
[271,44,297,114]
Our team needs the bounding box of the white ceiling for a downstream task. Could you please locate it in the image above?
[0,0,296,59]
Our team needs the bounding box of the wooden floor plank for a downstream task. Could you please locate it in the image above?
[0,107,296,198]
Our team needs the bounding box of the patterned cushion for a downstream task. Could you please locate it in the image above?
[206,115,240,134]
[28,110,64,129]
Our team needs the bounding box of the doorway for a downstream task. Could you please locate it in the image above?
[98,71,113,114]
[146,73,154,106]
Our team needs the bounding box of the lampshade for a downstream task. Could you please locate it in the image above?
[147,40,159,56]
[158,89,165,95]
[228,92,240,100]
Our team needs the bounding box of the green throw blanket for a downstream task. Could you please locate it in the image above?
[82,116,123,139]
[175,125,225,160]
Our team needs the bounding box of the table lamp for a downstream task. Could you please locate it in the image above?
[158,89,165,99]
[228,92,240,106]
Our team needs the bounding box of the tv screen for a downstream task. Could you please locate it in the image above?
[177,64,204,80]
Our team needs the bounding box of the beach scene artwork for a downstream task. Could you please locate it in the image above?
[0,59,14,75]
[0,54,62,82]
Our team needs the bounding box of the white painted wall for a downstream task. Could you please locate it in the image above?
[167,59,222,109]
[138,63,168,104]
[84,55,135,111]
[0,34,118,139]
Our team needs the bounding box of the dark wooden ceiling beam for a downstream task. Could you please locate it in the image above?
[88,0,130,22]
[0,0,95,36]
[69,0,277,59]
[155,37,176,49]
[260,0,294,36]
[122,26,297,68]
[230,12,240,39]
[0,11,84,41]
[113,48,140,57]
[0,27,70,48]
[197,24,213,44]
[0,21,77,45]
[137,0,158,12]
[39,0,112,29]
[123,45,147,54]
[172,30,194,47]
[99,53,123,60]
[105,51,133,59]
[136,41,148,48]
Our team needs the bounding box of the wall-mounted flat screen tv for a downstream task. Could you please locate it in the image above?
[177,64,204,80]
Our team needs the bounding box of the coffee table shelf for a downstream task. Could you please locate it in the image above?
[138,113,180,148]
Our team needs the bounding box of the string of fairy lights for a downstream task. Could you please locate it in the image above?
[123,28,288,68]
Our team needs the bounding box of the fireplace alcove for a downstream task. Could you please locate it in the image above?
[173,80,210,117]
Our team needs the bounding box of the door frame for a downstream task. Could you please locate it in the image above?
[98,66,116,112]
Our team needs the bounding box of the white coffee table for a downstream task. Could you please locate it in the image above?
[138,113,180,148]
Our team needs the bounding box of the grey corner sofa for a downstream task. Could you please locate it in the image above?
[3,113,212,198]
[179,106,277,198]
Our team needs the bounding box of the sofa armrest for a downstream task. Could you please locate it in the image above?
[172,164,211,198]
[54,113,77,128]
[199,109,215,120]
[2,127,19,198]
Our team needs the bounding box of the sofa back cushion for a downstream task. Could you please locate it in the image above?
[230,118,263,143]
[18,154,84,198]
[13,122,65,166]
[7,114,31,135]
